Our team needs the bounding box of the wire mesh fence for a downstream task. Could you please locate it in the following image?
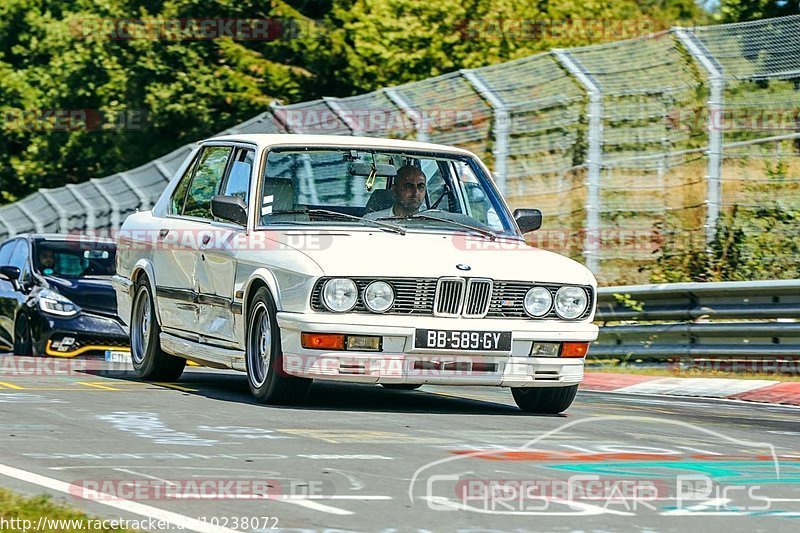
[1,15,798,285]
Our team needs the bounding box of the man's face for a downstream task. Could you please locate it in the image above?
[40,250,54,268]
[392,169,426,216]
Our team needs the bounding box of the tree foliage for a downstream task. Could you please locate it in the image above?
[1,0,705,204]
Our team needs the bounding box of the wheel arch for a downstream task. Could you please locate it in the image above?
[130,259,162,324]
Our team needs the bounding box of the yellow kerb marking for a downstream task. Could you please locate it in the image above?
[77,382,120,391]
[0,382,24,390]
[152,382,198,392]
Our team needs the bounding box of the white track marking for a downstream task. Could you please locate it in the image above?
[0,463,240,533]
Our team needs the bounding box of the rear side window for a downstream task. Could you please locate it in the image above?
[183,146,233,219]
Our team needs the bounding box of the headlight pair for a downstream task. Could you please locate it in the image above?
[523,285,588,320]
[322,279,394,313]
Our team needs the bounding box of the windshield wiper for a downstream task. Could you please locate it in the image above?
[269,209,406,235]
[379,213,497,241]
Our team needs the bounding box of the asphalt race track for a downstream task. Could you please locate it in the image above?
[1,357,799,532]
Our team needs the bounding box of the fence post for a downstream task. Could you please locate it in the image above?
[17,200,45,233]
[461,70,509,196]
[91,179,121,230]
[674,28,725,245]
[39,189,69,233]
[384,87,428,142]
[554,50,602,274]
[66,184,96,231]
[0,213,15,238]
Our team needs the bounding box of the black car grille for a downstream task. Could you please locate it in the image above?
[310,277,593,320]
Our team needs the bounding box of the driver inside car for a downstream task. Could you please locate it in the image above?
[364,165,427,219]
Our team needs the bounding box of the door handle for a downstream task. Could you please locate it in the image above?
[201,234,211,245]
[158,229,169,239]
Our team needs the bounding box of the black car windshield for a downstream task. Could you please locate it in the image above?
[33,240,116,278]
[259,148,519,237]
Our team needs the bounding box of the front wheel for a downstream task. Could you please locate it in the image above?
[512,385,578,414]
[246,287,311,404]
[130,278,185,381]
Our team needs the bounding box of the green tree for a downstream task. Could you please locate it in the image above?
[716,0,799,22]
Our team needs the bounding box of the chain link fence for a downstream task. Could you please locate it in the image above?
[1,15,798,285]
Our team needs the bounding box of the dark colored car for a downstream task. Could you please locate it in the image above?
[0,234,129,357]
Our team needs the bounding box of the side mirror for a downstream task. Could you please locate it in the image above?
[211,195,248,226]
[0,265,21,291]
[513,208,543,234]
[0,265,21,281]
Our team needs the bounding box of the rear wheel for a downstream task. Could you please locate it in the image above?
[381,384,422,391]
[13,314,32,355]
[246,287,311,404]
[512,385,578,414]
[130,277,185,381]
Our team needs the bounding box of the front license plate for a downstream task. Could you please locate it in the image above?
[414,329,512,352]
[105,350,131,363]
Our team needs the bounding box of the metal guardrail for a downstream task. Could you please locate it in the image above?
[593,280,800,358]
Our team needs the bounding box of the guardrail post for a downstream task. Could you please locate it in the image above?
[674,28,725,245]
[39,190,69,233]
[17,201,45,233]
[91,179,122,230]
[461,70,509,196]
[66,184,96,231]
[118,172,152,211]
[384,88,429,142]
[554,50,602,274]
[0,213,15,238]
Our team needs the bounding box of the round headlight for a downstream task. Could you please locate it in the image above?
[322,278,358,312]
[523,287,552,317]
[555,286,588,319]
[364,281,394,313]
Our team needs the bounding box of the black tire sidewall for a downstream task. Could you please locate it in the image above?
[13,313,32,355]
[246,288,282,401]
[131,280,160,377]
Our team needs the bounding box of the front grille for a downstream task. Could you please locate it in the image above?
[49,334,129,355]
[311,277,593,320]
[463,278,492,318]
[434,278,465,317]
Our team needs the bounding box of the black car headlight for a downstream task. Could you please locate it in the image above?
[38,289,81,317]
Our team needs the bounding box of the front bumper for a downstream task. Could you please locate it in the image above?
[277,312,597,387]
[33,311,130,358]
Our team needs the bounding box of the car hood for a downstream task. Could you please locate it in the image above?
[272,230,595,285]
[43,276,118,316]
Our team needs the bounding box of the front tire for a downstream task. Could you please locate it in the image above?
[246,287,311,404]
[13,314,32,355]
[130,277,185,381]
[512,385,578,414]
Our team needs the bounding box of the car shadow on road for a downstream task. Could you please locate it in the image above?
[92,367,564,417]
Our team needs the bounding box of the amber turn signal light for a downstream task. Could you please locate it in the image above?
[301,333,345,350]
[561,342,589,358]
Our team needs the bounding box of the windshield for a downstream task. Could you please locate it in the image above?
[33,240,116,278]
[259,148,518,237]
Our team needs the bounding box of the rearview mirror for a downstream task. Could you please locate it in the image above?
[513,208,543,233]
[349,162,397,178]
[211,195,248,226]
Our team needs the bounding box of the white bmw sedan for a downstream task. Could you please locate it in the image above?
[113,134,598,413]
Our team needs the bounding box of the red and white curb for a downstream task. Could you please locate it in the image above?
[581,372,800,406]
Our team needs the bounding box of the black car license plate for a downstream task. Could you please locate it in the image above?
[414,329,512,352]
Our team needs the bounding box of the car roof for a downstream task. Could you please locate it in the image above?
[8,233,116,245]
[201,134,476,156]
